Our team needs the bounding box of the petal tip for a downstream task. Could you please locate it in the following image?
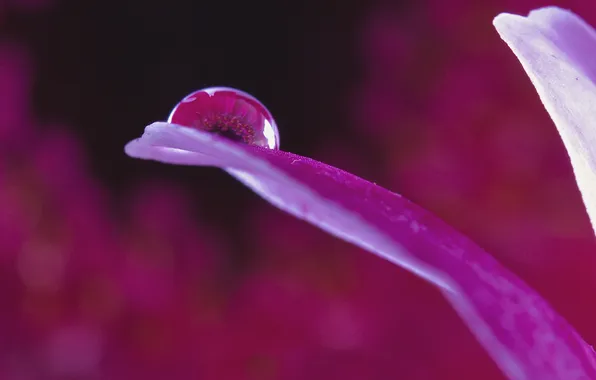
[492,13,526,32]
[124,139,143,158]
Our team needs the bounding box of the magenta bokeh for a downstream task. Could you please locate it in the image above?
[2,1,596,379]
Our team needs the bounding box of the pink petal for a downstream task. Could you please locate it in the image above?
[494,7,596,237]
[126,123,596,379]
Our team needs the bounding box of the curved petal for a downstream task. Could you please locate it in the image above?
[494,7,596,237]
[126,122,596,379]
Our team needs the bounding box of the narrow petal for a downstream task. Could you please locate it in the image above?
[126,123,596,379]
[493,7,596,236]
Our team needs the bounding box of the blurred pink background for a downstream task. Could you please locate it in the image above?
[1,0,596,379]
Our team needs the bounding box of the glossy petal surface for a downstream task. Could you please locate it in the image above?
[494,7,596,236]
[126,123,596,379]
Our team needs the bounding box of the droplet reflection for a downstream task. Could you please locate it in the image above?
[167,87,279,149]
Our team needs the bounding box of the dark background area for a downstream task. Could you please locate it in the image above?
[6,0,378,177]
[2,0,402,239]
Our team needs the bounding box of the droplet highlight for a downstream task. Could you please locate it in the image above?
[167,87,279,149]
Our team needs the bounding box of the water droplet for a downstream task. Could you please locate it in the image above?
[167,87,279,149]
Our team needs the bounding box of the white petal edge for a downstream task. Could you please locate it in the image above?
[494,6,596,236]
